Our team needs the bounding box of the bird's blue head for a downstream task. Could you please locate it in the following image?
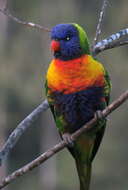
[51,23,90,61]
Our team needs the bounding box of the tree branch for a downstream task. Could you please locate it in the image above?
[0,90,128,189]
[0,6,128,54]
[0,100,49,166]
[0,8,51,32]
[93,28,128,55]
[93,0,108,48]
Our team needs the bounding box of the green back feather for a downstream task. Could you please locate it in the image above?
[72,23,90,55]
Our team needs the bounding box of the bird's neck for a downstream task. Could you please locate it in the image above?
[54,51,83,61]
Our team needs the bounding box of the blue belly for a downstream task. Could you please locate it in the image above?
[52,86,104,132]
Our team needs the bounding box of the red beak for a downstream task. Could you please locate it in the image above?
[51,40,60,52]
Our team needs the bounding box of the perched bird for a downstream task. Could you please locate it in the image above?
[45,23,111,190]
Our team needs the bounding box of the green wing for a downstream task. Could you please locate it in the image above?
[104,69,112,105]
[90,69,111,162]
[45,80,67,133]
[45,80,56,117]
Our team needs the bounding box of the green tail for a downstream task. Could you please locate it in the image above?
[75,160,92,190]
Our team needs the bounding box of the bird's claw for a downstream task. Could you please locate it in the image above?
[94,110,104,120]
[62,133,74,147]
[94,110,106,128]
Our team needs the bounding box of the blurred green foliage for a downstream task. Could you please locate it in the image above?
[0,0,128,190]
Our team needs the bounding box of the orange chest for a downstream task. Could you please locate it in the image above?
[46,55,105,94]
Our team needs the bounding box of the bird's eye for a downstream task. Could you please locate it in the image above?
[66,36,70,41]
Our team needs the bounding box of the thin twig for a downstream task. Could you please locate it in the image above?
[93,28,128,55]
[93,0,108,49]
[0,8,51,32]
[0,100,49,166]
[0,90,128,189]
[0,6,128,55]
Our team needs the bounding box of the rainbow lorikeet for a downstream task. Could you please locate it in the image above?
[45,23,111,190]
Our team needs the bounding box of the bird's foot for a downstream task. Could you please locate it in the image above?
[62,133,74,147]
[94,110,106,127]
[94,110,104,120]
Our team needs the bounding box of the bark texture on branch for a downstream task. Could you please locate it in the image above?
[0,8,51,32]
[0,90,128,189]
[93,28,128,55]
[0,100,49,166]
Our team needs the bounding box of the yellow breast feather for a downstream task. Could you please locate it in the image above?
[46,55,105,94]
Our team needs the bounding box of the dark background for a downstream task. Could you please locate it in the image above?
[0,0,128,190]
